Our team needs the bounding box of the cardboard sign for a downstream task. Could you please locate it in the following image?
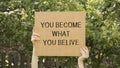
[33,12,86,56]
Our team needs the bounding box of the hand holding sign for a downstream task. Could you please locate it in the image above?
[79,47,89,60]
[31,32,40,44]
[78,47,89,68]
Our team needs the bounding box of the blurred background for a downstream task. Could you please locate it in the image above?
[0,0,120,68]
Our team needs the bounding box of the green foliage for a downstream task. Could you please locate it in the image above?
[0,0,120,68]
[86,0,120,68]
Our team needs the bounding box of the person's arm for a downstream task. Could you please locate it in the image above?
[78,47,89,68]
[31,32,40,68]
[78,60,84,68]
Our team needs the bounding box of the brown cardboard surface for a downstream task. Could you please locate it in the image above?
[33,12,86,56]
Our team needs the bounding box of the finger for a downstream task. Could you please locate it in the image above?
[31,34,40,39]
[84,47,89,57]
[33,33,40,37]
[32,35,40,38]
[81,47,86,54]
[83,47,89,53]
[31,36,40,41]
[85,47,89,54]
[33,36,40,40]
[80,48,86,54]
[85,47,89,51]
